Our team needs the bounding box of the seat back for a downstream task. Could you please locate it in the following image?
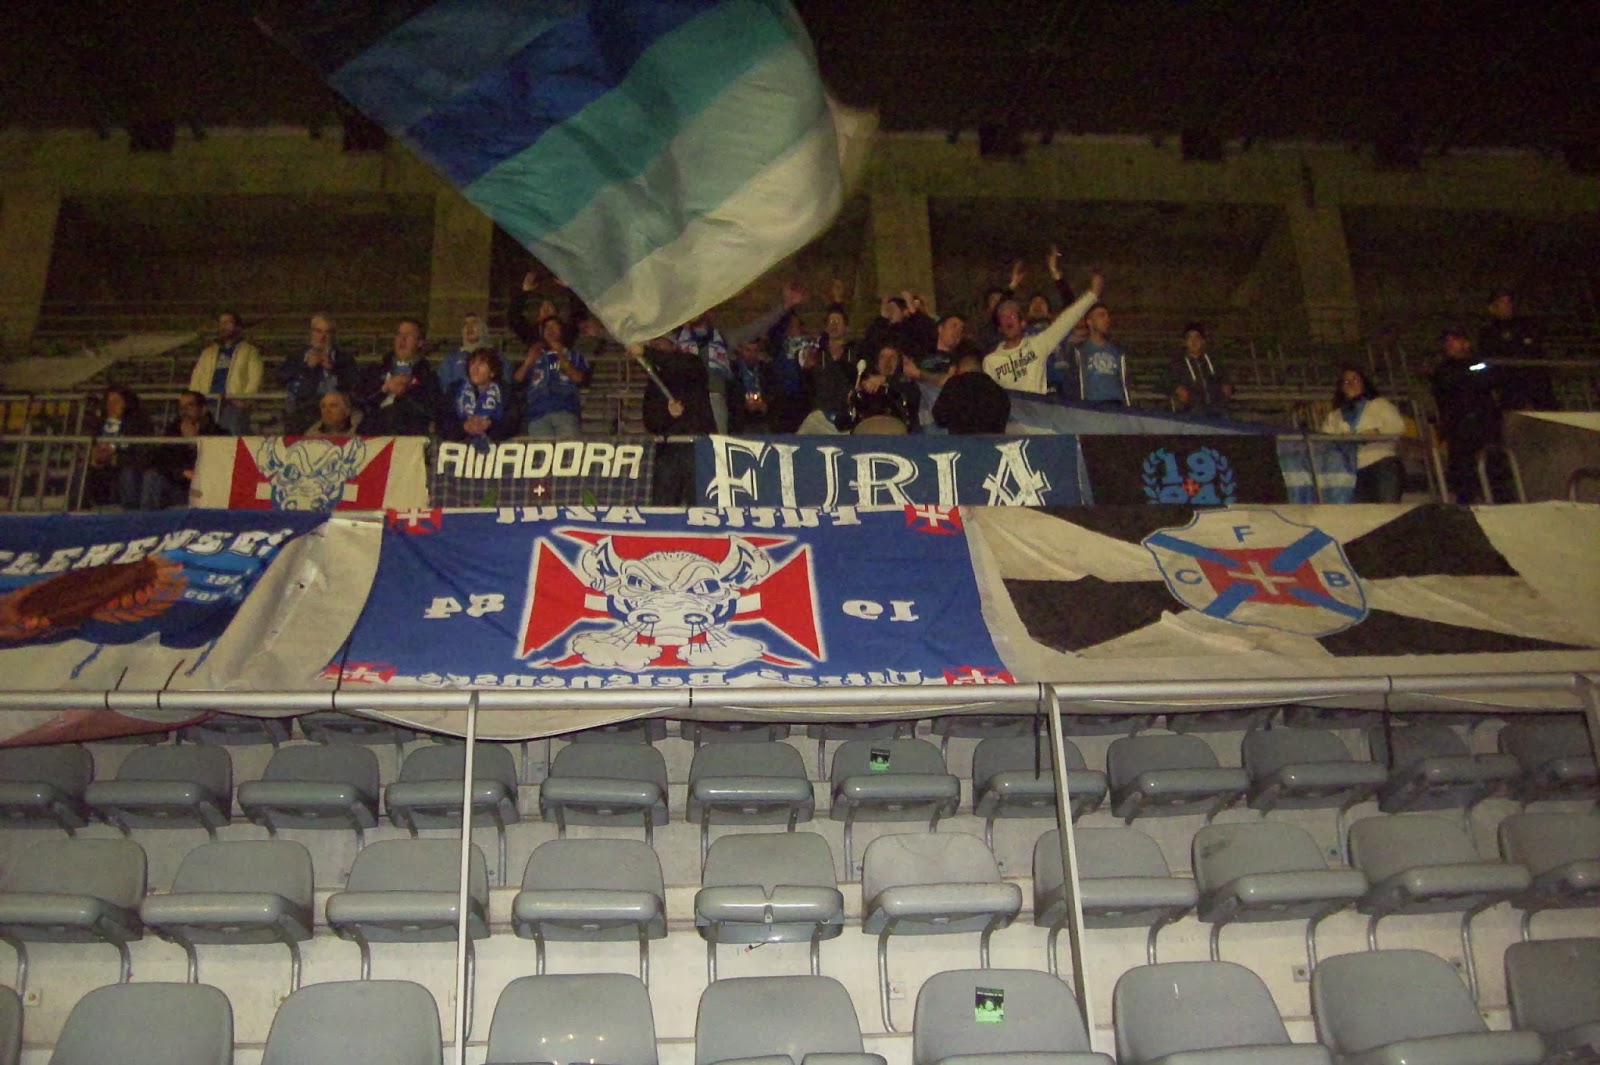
[681,721,793,744]
[49,982,232,1065]
[1504,937,1600,1038]
[1107,734,1220,788]
[566,719,667,743]
[696,975,865,1065]
[260,744,379,793]
[180,712,291,746]
[1060,826,1172,881]
[1497,717,1591,769]
[521,838,664,894]
[913,968,1095,1064]
[116,745,232,793]
[550,743,669,786]
[1193,821,1330,894]
[690,742,809,782]
[169,840,314,905]
[971,736,1084,790]
[702,832,837,892]
[1114,961,1293,1060]
[1242,728,1354,779]
[0,837,146,906]
[489,973,657,1065]
[263,979,441,1065]
[1499,812,1600,876]
[1348,815,1478,881]
[831,738,948,782]
[398,743,517,790]
[297,711,415,746]
[344,838,489,906]
[0,744,93,794]
[862,833,1002,898]
[1312,949,1487,1053]
[1368,723,1468,767]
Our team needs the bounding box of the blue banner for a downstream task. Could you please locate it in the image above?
[334,507,1010,689]
[691,434,1084,510]
[0,510,326,651]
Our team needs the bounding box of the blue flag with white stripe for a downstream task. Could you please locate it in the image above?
[258,1,872,343]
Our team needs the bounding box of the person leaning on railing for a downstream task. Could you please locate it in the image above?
[143,390,221,509]
[84,384,155,509]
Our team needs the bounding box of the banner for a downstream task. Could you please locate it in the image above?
[332,506,1009,690]
[692,434,1083,510]
[1276,436,1357,504]
[1078,434,1288,505]
[428,438,655,508]
[193,435,430,511]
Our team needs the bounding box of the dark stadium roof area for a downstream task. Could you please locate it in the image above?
[2,1,1596,159]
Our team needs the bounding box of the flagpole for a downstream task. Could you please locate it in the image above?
[452,690,478,1065]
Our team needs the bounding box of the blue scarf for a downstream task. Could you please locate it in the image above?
[455,381,504,451]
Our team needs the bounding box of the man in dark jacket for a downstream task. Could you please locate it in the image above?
[360,318,438,436]
[1431,329,1509,503]
[638,337,715,505]
[933,353,1011,434]
[1478,289,1554,411]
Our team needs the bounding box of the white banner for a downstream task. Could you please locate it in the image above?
[191,435,430,511]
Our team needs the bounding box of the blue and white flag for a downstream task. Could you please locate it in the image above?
[259,1,873,342]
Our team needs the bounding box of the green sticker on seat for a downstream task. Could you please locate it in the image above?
[868,747,891,771]
[975,987,1004,1022]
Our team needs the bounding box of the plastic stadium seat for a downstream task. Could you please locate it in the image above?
[238,743,380,845]
[0,837,146,994]
[829,738,961,876]
[1192,821,1367,969]
[1497,716,1599,805]
[1367,723,1517,816]
[0,985,18,1065]
[681,720,793,745]
[262,979,442,1065]
[1242,728,1387,857]
[1281,705,1381,730]
[686,742,816,867]
[1504,937,1600,1061]
[512,838,666,983]
[1058,713,1157,737]
[139,839,314,993]
[179,711,291,747]
[807,719,917,778]
[1107,734,1249,824]
[971,736,1106,849]
[566,718,668,743]
[913,967,1113,1065]
[385,742,520,884]
[487,973,657,1065]
[297,711,417,755]
[1167,707,1275,734]
[1497,812,1600,937]
[930,714,1034,753]
[0,744,93,835]
[1348,815,1531,1001]
[1034,827,1196,969]
[48,982,232,1065]
[538,742,669,845]
[84,745,232,838]
[862,833,1022,1032]
[695,832,844,981]
[696,975,885,1065]
[1313,949,1544,1065]
[1114,960,1332,1064]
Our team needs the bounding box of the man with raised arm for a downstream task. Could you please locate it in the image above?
[982,272,1104,395]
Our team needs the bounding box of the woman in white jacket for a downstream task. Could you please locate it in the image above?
[1322,367,1407,502]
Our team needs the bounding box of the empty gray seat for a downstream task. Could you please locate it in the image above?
[139,839,314,993]
[1497,716,1599,805]
[696,832,845,981]
[1368,723,1518,816]
[297,711,416,754]
[1242,728,1387,857]
[263,979,441,1065]
[0,744,93,835]
[1504,937,1600,1061]
[1313,949,1544,1065]
[1114,960,1332,1064]
[238,744,380,844]
[1498,812,1600,937]
[930,714,1034,753]
[971,737,1106,849]
[0,984,17,1065]
[512,838,666,983]
[1107,734,1248,823]
[687,742,815,867]
[386,743,520,884]
[0,837,145,994]
[862,833,1022,1032]
[682,720,794,745]
[807,719,917,778]
[1034,827,1196,969]
[830,738,961,877]
[180,711,291,747]
[48,982,232,1065]
[489,973,657,1065]
[913,967,1113,1065]
[696,975,885,1065]
[567,718,668,743]
[84,745,232,838]
[1193,821,1367,969]
[326,837,489,1030]
[1168,707,1275,734]
[1059,713,1156,736]
[1282,706,1381,730]
[539,742,669,845]
[1348,815,1531,1001]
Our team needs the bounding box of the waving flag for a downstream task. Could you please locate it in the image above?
[258,0,873,342]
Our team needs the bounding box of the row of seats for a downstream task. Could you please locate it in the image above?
[6,943,1596,1065]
